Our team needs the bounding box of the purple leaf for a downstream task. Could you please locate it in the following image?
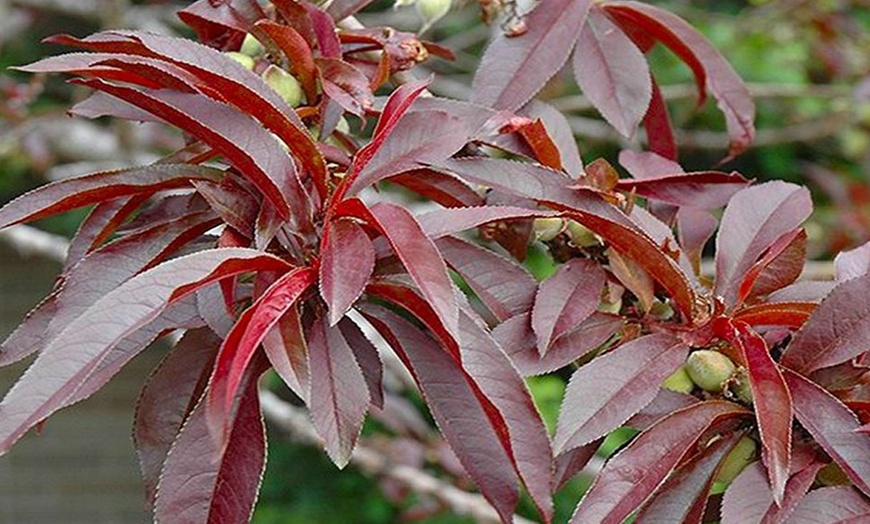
[619,150,684,179]
[154,360,266,524]
[0,248,290,455]
[715,181,812,307]
[780,272,870,373]
[785,487,870,523]
[470,0,593,111]
[533,259,606,354]
[522,100,584,176]
[627,389,700,431]
[570,401,749,523]
[554,333,688,453]
[64,195,146,270]
[495,311,622,376]
[419,205,555,240]
[337,317,384,410]
[307,317,371,467]
[133,328,219,507]
[721,459,823,524]
[616,171,751,209]
[835,241,870,282]
[783,369,870,496]
[320,219,376,325]
[0,164,220,229]
[262,306,309,403]
[554,441,600,490]
[573,7,651,138]
[316,57,373,116]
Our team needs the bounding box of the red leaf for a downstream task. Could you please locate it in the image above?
[389,169,485,208]
[337,317,384,410]
[532,258,606,354]
[642,78,678,160]
[154,360,266,524]
[785,486,870,523]
[522,100,584,176]
[361,305,521,523]
[637,432,741,523]
[316,57,373,116]
[835,241,870,282]
[571,400,749,523]
[573,6,651,138]
[320,219,376,325]
[715,181,812,307]
[721,459,823,524]
[178,0,265,47]
[494,311,622,376]
[207,267,316,439]
[615,171,751,209]
[554,333,688,453]
[780,272,870,373]
[783,368,870,496]
[0,248,290,455]
[64,195,148,270]
[262,306,309,403]
[605,1,756,158]
[619,149,684,179]
[719,319,792,503]
[418,205,555,240]
[514,118,565,171]
[737,228,807,306]
[307,317,371,467]
[253,20,318,104]
[470,0,593,111]
[0,164,220,229]
[731,301,815,329]
[133,328,219,507]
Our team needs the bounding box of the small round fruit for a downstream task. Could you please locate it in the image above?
[533,217,565,242]
[417,0,451,26]
[225,51,255,70]
[661,365,694,394]
[715,436,757,485]
[240,33,263,57]
[263,64,304,107]
[566,220,599,247]
[685,350,736,392]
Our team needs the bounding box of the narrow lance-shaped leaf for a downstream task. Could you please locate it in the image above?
[573,6,651,138]
[320,219,376,326]
[0,248,290,455]
[154,358,267,524]
[780,271,870,373]
[470,0,593,111]
[783,368,870,496]
[721,458,824,524]
[718,319,792,504]
[337,317,384,410]
[615,171,751,209]
[554,333,689,454]
[571,401,750,523]
[737,228,807,305]
[785,486,870,523]
[262,305,309,403]
[307,317,372,468]
[418,205,556,240]
[532,258,606,354]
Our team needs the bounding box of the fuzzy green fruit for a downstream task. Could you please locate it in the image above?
[685,350,736,392]
[566,220,599,247]
[240,33,263,57]
[533,217,565,242]
[729,367,753,405]
[263,64,304,107]
[661,365,694,394]
[417,0,451,27]
[715,436,756,485]
[225,51,255,70]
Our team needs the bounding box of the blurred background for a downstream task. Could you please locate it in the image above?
[1,0,869,522]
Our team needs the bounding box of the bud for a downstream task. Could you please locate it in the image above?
[263,64,304,107]
[661,365,694,394]
[714,436,756,485]
[240,33,263,57]
[533,217,564,242]
[566,220,599,247]
[685,350,736,392]
[225,51,255,70]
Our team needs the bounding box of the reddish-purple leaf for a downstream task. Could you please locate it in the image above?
[470,0,593,111]
[573,6,651,138]
[436,236,537,321]
[262,306,309,403]
[320,219,376,325]
[419,205,555,240]
[781,272,870,373]
[835,241,870,282]
[783,369,870,496]
[316,57,373,116]
[619,150,684,179]
[554,441,601,490]
[0,248,290,455]
[154,361,266,524]
[523,100,584,176]
[605,1,756,158]
[627,389,700,431]
[207,267,316,438]
[133,328,219,507]
[389,169,485,208]
[715,181,812,307]
[361,305,521,523]
[642,78,678,160]
[637,432,740,524]
[719,319,792,503]
[737,228,807,305]
[64,195,147,270]
[0,164,220,229]
[785,487,870,523]
[178,0,264,46]
[571,401,749,523]
[616,171,750,209]
[494,311,622,376]
[721,459,823,524]
[532,258,606,354]
[554,333,688,453]
[677,207,718,269]
[253,20,318,104]
[337,317,384,410]
[307,317,371,467]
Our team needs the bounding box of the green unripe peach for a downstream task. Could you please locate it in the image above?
[225,51,255,70]
[263,64,304,107]
[729,367,753,405]
[685,350,736,392]
[566,220,599,247]
[417,0,451,26]
[661,365,694,394]
[714,436,757,485]
[533,217,565,242]
[240,33,264,57]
